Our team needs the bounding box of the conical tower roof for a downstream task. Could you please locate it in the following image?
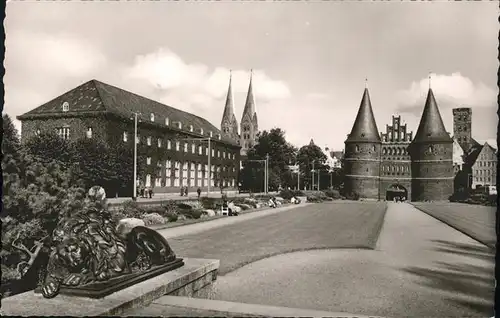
[413,88,452,143]
[242,70,256,118]
[345,88,381,143]
[221,71,235,122]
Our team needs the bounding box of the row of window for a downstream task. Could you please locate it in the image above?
[128,133,236,160]
[456,126,468,132]
[147,159,237,174]
[382,165,410,173]
[474,169,495,176]
[474,176,494,184]
[476,161,496,168]
[382,131,412,142]
[382,147,408,156]
[142,171,236,188]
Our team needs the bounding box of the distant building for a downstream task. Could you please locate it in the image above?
[219,70,259,163]
[329,151,344,170]
[451,107,497,190]
[17,79,241,194]
[343,85,454,202]
[452,137,465,174]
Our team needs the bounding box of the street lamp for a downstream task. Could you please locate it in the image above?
[131,112,141,201]
[178,137,212,196]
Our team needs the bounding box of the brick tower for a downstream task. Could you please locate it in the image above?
[220,70,240,143]
[452,107,472,152]
[410,87,454,201]
[344,86,382,199]
[240,70,259,157]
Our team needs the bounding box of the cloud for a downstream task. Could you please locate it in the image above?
[394,73,497,142]
[395,72,496,115]
[120,47,291,127]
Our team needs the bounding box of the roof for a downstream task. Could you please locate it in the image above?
[345,88,381,143]
[221,72,237,126]
[18,80,239,147]
[412,88,452,144]
[242,71,256,119]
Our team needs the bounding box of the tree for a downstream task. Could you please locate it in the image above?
[296,140,328,190]
[23,131,76,171]
[240,128,297,191]
[2,114,21,157]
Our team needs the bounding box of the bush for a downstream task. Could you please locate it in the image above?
[161,200,179,215]
[144,205,167,215]
[119,200,146,218]
[344,192,360,201]
[177,202,193,210]
[141,213,167,226]
[323,189,341,199]
[200,197,218,209]
[179,209,203,219]
[165,212,178,222]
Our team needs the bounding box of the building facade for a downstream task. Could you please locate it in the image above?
[219,70,259,160]
[344,86,454,202]
[18,79,241,195]
[471,142,497,189]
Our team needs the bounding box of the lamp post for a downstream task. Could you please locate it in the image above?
[179,137,212,196]
[131,112,141,201]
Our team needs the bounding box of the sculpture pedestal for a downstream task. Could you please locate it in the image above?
[1,258,219,317]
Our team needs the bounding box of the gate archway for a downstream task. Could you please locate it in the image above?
[386,184,408,201]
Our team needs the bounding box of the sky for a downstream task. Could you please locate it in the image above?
[4,1,499,150]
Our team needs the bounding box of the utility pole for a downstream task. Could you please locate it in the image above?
[318,168,320,191]
[132,112,140,201]
[265,153,269,194]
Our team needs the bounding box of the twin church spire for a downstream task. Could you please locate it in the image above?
[220,69,259,156]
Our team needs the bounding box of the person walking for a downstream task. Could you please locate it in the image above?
[197,187,201,199]
[180,186,184,197]
[184,186,188,197]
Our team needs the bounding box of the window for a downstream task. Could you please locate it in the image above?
[184,143,188,152]
[136,134,140,144]
[176,141,180,151]
[382,148,387,155]
[197,164,202,187]
[204,164,209,185]
[165,117,170,125]
[158,138,162,148]
[174,161,180,187]
[150,113,155,122]
[147,157,151,165]
[178,122,183,129]
[35,129,41,136]
[223,151,226,159]
[167,140,171,149]
[145,174,151,188]
[355,145,360,152]
[212,149,215,157]
[190,162,196,186]
[182,162,188,186]
[165,160,172,187]
[191,144,195,154]
[217,150,220,158]
[155,177,161,187]
[209,131,213,138]
[198,145,203,155]
[62,102,69,112]
[147,136,152,146]
[57,127,70,140]
[123,132,128,142]
[217,134,221,140]
[206,147,209,156]
[86,127,92,139]
[200,128,204,135]
[189,125,194,132]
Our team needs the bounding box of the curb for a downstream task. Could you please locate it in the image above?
[410,203,496,250]
[148,203,301,231]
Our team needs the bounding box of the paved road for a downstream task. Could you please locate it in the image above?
[160,201,387,275]
[411,202,496,248]
[213,202,495,317]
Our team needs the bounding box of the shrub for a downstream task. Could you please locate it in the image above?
[177,202,193,210]
[144,205,167,215]
[344,192,360,201]
[200,197,217,209]
[165,212,178,222]
[142,213,167,226]
[119,200,146,218]
[161,200,179,215]
[179,209,203,219]
[324,189,341,199]
[279,189,294,200]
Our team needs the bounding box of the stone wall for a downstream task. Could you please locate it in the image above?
[343,142,381,199]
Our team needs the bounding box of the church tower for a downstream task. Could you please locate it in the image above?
[452,107,472,152]
[220,70,240,142]
[410,81,454,201]
[344,84,382,199]
[240,70,259,157]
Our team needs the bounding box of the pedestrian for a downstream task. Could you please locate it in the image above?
[184,186,188,197]
[149,188,153,199]
[197,187,201,199]
[180,186,184,197]
[140,187,145,198]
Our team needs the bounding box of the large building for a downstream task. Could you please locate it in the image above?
[220,70,259,159]
[452,107,497,190]
[343,85,454,202]
[17,79,241,194]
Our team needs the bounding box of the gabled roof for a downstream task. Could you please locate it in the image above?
[412,88,452,144]
[18,80,239,146]
[345,88,381,143]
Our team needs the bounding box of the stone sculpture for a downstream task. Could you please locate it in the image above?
[14,186,183,299]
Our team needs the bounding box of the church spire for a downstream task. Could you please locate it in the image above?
[345,86,381,143]
[413,87,451,143]
[221,70,235,122]
[242,69,256,118]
